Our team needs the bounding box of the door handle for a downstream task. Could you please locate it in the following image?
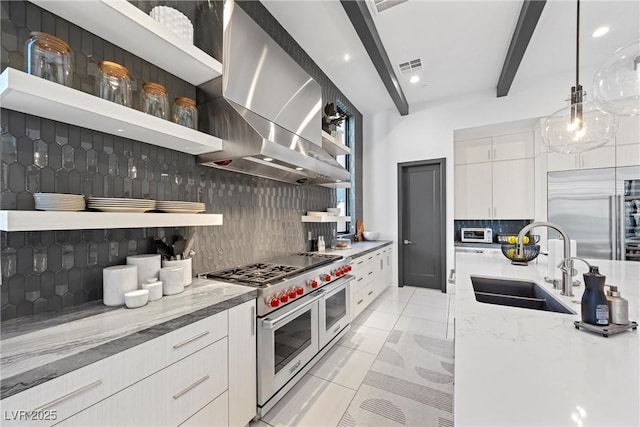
[403,240,412,245]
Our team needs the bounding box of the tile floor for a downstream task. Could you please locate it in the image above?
[255,286,455,427]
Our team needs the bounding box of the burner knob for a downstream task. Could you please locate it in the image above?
[269,297,280,308]
[309,280,318,289]
[334,269,341,277]
[296,286,304,295]
[323,274,331,282]
[280,293,289,303]
[340,267,348,275]
[288,289,297,299]
[347,265,352,272]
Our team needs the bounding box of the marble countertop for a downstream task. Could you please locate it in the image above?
[0,279,257,399]
[320,240,392,258]
[454,252,639,426]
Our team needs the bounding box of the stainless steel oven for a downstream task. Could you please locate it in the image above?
[319,276,351,349]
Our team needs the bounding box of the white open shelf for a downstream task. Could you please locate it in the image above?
[321,131,350,156]
[301,215,351,223]
[0,68,222,156]
[0,211,223,232]
[319,182,352,189]
[30,0,222,86]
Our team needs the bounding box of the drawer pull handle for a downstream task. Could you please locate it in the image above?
[173,375,210,399]
[34,380,102,411]
[357,277,363,282]
[368,256,373,260]
[368,272,373,276]
[368,291,373,296]
[333,324,341,333]
[173,330,210,349]
[289,360,302,374]
[357,299,364,305]
[357,261,364,265]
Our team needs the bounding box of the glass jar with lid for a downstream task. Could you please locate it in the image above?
[141,82,169,119]
[96,61,132,107]
[25,32,74,87]
[172,97,198,129]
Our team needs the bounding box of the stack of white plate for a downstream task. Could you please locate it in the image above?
[34,193,85,211]
[149,6,193,44]
[156,200,205,213]
[87,197,156,213]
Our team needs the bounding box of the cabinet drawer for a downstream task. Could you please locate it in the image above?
[180,391,228,427]
[353,282,376,319]
[1,313,227,427]
[58,338,228,427]
[352,264,375,294]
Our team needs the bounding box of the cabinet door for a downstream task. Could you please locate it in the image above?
[455,163,492,219]
[616,143,640,167]
[547,152,579,171]
[454,138,492,165]
[492,132,534,161]
[580,144,616,169]
[228,300,257,427]
[181,391,228,427]
[492,159,534,219]
[616,116,640,145]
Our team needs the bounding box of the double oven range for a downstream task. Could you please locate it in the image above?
[206,253,353,416]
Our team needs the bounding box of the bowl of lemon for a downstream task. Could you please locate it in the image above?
[501,242,540,265]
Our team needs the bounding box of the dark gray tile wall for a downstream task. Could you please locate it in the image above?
[0,0,358,320]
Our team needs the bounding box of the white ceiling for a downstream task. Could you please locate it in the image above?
[262,0,639,116]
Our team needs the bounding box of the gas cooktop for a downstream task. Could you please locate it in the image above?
[205,253,342,286]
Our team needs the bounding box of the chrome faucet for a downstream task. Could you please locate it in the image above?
[517,221,574,297]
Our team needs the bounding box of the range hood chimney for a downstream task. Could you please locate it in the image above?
[197,0,350,186]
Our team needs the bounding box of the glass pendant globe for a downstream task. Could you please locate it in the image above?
[543,100,619,154]
[593,39,640,116]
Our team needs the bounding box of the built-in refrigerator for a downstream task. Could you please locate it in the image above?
[548,166,640,261]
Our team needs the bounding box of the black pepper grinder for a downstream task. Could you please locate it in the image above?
[581,265,609,326]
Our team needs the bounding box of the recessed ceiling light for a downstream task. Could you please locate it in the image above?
[592,26,609,38]
[344,54,351,62]
[410,75,420,84]
[117,128,124,132]
[263,157,273,162]
[295,167,304,171]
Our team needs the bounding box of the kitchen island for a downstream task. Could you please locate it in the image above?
[455,252,639,426]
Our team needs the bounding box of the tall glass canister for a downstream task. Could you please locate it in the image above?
[95,61,132,107]
[172,97,198,129]
[141,82,169,119]
[25,32,74,87]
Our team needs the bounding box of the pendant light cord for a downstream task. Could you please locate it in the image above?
[576,0,580,87]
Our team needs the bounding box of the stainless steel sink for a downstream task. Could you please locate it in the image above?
[470,276,576,314]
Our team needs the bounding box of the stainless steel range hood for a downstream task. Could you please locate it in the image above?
[197,0,350,185]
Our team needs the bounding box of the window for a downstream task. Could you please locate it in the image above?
[335,116,351,234]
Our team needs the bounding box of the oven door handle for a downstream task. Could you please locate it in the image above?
[262,292,324,330]
[321,275,353,295]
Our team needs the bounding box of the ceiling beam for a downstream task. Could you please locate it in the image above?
[340,0,409,115]
[497,0,547,97]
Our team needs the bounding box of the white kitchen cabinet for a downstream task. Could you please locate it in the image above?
[181,392,229,427]
[492,159,535,219]
[546,140,616,171]
[228,300,257,427]
[350,247,393,317]
[454,163,492,219]
[491,132,534,161]
[454,137,492,165]
[616,143,640,167]
[616,116,640,145]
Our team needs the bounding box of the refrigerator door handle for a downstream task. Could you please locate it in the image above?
[617,195,624,260]
[609,195,616,260]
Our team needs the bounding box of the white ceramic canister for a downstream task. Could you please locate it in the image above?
[162,258,192,286]
[142,278,163,301]
[103,265,138,306]
[124,289,149,309]
[127,254,161,286]
[160,266,184,295]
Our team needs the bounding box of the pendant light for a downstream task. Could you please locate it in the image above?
[593,39,640,116]
[543,0,618,154]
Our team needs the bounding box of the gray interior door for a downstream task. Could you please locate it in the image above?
[399,160,445,291]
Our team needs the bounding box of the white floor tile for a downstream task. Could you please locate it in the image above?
[378,286,415,302]
[367,297,409,315]
[393,316,448,339]
[339,323,391,355]
[402,303,449,323]
[261,374,355,427]
[309,344,377,390]
[250,420,273,427]
[353,309,401,331]
[407,291,449,308]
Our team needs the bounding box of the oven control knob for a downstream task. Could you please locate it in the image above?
[323,274,331,282]
[288,289,297,299]
[341,267,348,275]
[280,293,289,303]
[296,287,304,295]
[270,297,280,308]
[347,265,352,272]
[309,280,318,289]
[334,269,342,277]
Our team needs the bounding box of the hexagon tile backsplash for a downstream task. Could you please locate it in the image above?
[0,109,336,321]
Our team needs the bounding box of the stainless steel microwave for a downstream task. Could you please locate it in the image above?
[461,228,493,243]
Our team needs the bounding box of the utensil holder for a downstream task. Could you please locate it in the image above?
[160,266,184,295]
[162,258,192,286]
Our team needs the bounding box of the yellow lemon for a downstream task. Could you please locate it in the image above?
[507,236,517,244]
[523,236,530,244]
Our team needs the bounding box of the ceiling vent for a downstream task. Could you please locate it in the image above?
[398,58,422,74]
[372,0,408,14]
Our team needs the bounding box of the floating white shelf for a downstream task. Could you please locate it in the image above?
[30,0,222,86]
[301,215,351,223]
[321,131,351,156]
[319,182,352,189]
[0,68,222,156]
[0,211,223,232]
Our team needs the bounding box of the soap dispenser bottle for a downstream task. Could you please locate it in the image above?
[581,265,609,326]
[606,286,629,325]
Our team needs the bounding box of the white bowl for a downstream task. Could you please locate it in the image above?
[142,281,163,301]
[124,289,149,308]
[327,208,340,216]
[363,231,379,241]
